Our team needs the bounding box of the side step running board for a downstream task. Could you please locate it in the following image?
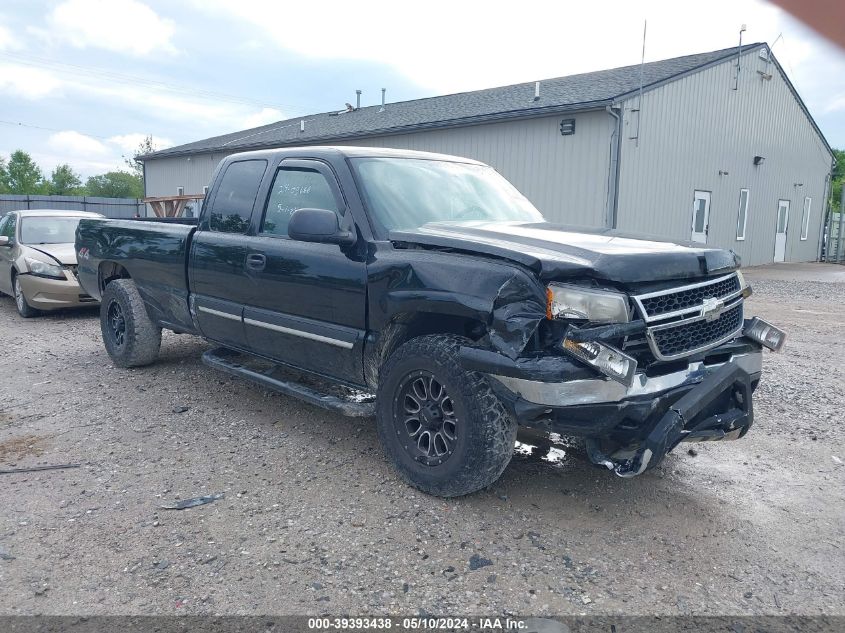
[202,347,375,417]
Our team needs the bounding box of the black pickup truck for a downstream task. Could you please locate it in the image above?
[75,147,785,497]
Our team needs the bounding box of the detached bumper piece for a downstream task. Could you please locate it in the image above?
[588,361,753,478]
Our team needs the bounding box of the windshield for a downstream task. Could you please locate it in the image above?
[20,217,84,245]
[351,157,544,234]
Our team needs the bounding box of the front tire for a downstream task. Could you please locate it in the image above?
[376,334,517,497]
[100,279,161,368]
[13,274,40,318]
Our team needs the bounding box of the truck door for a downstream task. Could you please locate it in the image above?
[242,159,366,383]
[189,158,268,349]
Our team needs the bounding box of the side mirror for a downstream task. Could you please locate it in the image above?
[0,236,10,247]
[288,208,356,247]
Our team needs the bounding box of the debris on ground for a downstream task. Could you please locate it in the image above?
[159,493,224,510]
[0,464,80,475]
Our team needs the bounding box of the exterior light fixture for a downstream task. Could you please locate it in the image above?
[753,156,765,166]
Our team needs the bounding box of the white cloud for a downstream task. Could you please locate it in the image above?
[0,64,63,99]
[48,0,177,57]
[48,131,110,157]
[0,61,282,133]
[241,107,284,129]
[108,133,174,154]
[0,22,22,51]
[194,0,784,93]
[824,95,845,114]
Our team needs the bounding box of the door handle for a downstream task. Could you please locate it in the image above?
[245,253,266,271]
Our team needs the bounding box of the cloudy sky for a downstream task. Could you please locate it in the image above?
[1,0,844,180]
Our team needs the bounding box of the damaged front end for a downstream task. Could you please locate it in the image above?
[460,270,786,478]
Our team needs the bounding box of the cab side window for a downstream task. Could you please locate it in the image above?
[208,160,267,233]
[261,168,340,237]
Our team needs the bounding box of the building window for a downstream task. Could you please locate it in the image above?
[736,189,749,241]
[800,196,811,241]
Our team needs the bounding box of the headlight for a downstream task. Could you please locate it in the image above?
[562,338,638,386]
[546,284,629,323]
[744,317,786,352]
[25,257,65,279]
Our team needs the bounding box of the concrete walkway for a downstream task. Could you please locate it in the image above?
[742,261,845,283]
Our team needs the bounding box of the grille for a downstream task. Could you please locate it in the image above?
[639,274,740,318]
[650,303,743,359]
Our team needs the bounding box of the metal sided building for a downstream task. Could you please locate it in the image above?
[141,43,833,266]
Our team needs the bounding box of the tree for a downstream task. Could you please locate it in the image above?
[0,157,9,194]
[49,164,84,195]
[124,134,155,184]
[86,171,143,198]
[7,150,46,194]
[831,148,844,213]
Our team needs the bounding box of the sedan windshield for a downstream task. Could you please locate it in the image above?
[20,217,83,245]
[351,157,544,233]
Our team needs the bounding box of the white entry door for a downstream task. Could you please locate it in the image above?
[774,199,789,262]
[691,191,710,243]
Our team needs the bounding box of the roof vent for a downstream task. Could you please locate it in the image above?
[380,88,386,112]
[534,81,541,101]
[300,119,305,132]
[356,89,361,110]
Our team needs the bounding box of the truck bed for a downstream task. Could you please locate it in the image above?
[76,218,197,333]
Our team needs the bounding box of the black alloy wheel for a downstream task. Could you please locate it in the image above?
[394,370,458,466]
[107,299,127,347]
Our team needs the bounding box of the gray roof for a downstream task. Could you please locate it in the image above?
[143,44,764,160]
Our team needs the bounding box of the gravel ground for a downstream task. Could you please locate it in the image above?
[0,264,843,616]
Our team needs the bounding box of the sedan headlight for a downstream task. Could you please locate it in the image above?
[25,257,65,279]
[546,284,629,323]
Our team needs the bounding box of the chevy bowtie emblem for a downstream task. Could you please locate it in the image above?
[701,297,725,321]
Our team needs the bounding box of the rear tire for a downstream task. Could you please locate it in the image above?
[100,279,161,368]
[376,334,517,497]
[13,273,40,318]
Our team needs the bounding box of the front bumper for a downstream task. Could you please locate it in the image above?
[490,349,761,408]
[17,272,98,310]
[461,339,763,477]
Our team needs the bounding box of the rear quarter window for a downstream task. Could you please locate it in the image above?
[208,160,267,233]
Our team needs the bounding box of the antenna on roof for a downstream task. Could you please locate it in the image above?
[630,19,646,146]
[734,24,747,90]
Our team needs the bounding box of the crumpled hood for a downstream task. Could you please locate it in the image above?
[23,243,77,266]
[389,221,739,284]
